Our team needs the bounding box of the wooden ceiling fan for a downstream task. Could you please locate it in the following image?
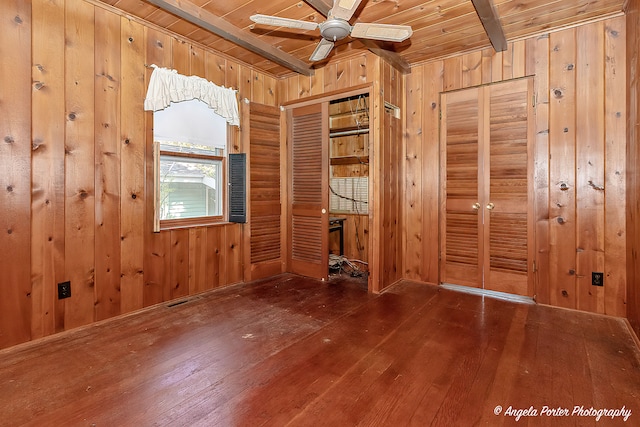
[250,0,413,61]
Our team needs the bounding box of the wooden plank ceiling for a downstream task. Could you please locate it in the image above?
[98,0,625,77]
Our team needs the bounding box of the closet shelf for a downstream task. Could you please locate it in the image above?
[330,155,369,166]
[329,126,370,138]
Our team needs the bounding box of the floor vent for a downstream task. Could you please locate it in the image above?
[440,283,535,305]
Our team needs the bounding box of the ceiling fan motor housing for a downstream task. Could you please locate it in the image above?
[320,18,351,42]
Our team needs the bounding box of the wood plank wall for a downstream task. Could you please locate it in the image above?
[404,17,628,317]
[626,0,640,339]
[0,0,278,350]
[2,1,632,350]
[1,0,32,348]
[380,62,404,289]
[279,54,376,100]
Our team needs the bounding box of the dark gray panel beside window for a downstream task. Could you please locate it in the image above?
[228,153,246,223]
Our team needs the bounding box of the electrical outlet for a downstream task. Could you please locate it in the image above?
[592,272,604,287]
[58,281,71,299]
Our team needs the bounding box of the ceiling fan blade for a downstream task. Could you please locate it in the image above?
[250,14,319,31]
[330,0,363,21]
[350,23,413,42]
[309,39,335,61]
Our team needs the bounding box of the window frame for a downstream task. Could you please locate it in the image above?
[153,129,229,232]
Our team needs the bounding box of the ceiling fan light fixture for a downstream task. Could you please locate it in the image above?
[319,18,351,42]
[250,1,412,63]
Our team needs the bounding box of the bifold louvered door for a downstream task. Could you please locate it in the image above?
[441,78,534,297]
[288,103,329,280]
[243,102,282,281]
[441,87,482,288]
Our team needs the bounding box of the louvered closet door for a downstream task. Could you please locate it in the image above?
[288,103,329,280]
[243,102,283,281]
[441,79,534,297]
[484,79,534,296]
[440,87,483,288]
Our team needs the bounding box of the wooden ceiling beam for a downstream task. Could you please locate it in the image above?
[359,40,411,74]
[470,0,508,52]
[303,0,411,74]
[145,0,314,76]
[304,0,332,16]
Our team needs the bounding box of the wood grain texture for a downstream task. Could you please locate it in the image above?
[528,34,551,305]
[0,0,287,350]
[143,27,172,308]
[403,66,423,280]
[408,18,627,314]
[1,0,634,352]
[440,87,482,289]
[626,0,640,339]
[421,60,444,285]
[548,29,578,309]
[31,0,66,339]
[91,0,625,77]
[576,22,606,314]
[380,62,403,290]
[288,103,329,280]
[485,79,535,297]
[64,0,97,330]
[119,17,145,314]
[246,102,283,281]
[603,17,627,317]
[188,227,207,294]
[1,274,639,425]
[0,0,32,349]
[94,7,122,321]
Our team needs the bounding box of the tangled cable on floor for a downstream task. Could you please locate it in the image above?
[329,254,367,277]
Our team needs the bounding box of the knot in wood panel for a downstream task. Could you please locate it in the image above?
[588,180,605,191]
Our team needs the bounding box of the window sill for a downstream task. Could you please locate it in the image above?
[158,217,231,231]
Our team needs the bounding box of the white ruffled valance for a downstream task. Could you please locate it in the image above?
[144,65,240,127]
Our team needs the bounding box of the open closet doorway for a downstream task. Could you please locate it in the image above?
[328,94,370,284]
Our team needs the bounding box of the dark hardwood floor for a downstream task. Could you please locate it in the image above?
[1,273,639,426]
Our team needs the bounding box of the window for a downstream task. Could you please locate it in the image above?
[153,99,227,229]
[330,177,369,215]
